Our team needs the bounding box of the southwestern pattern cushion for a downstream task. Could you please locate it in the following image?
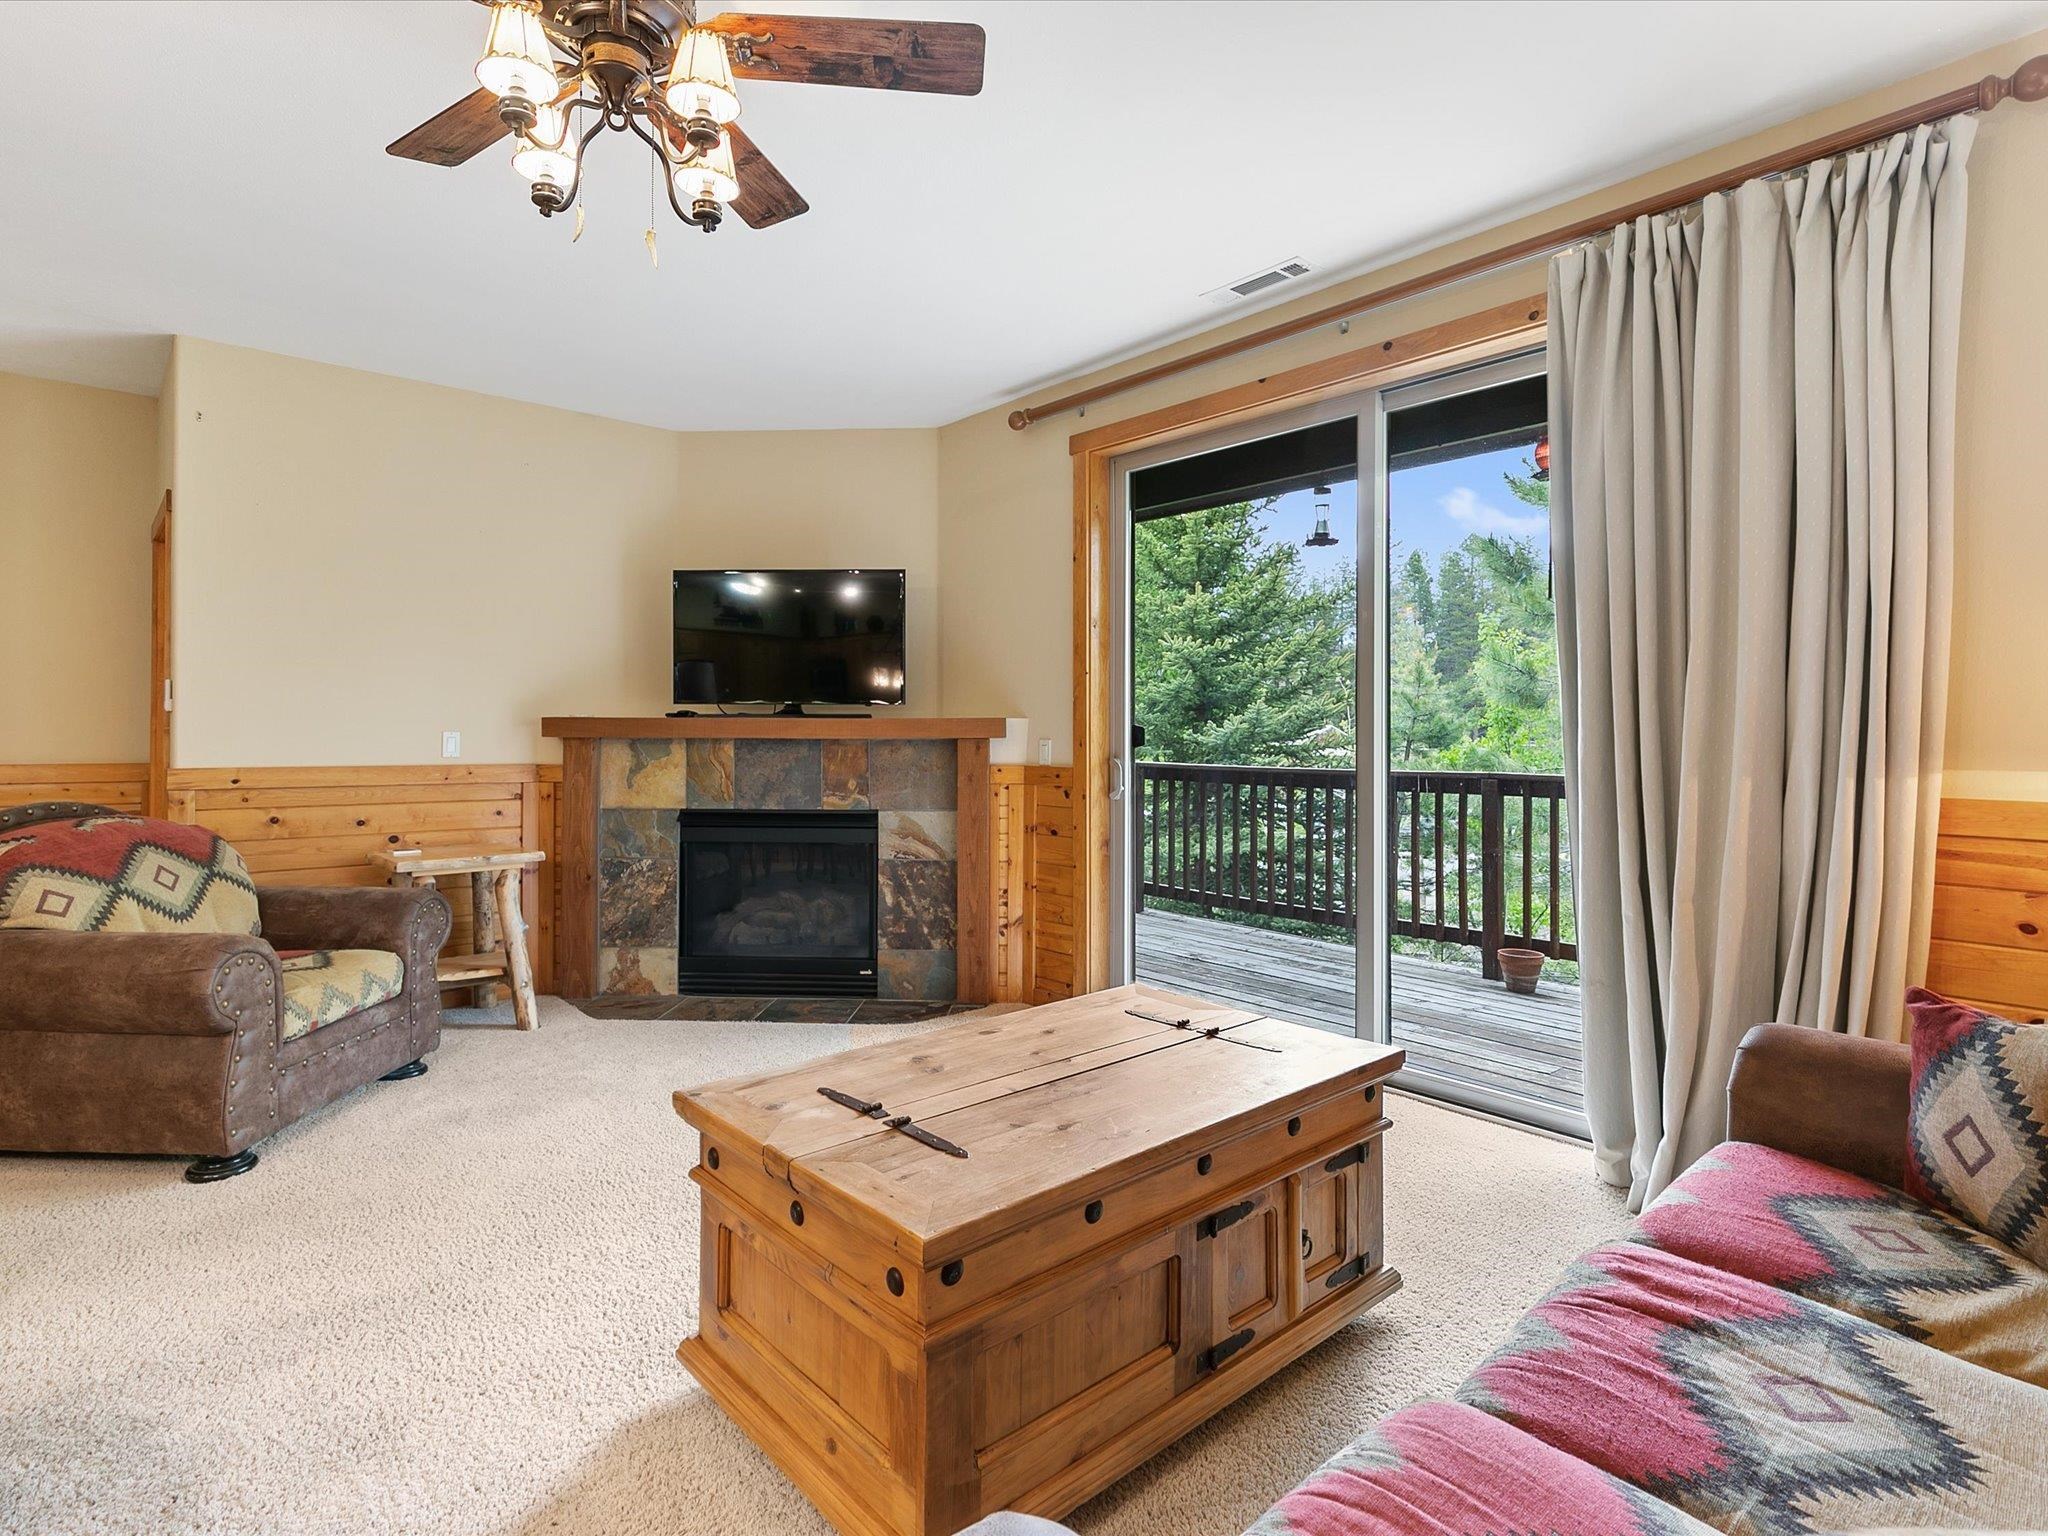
[1456,1242,2048,1534]
[279,949,405,1041]
[1635,1140,2048,1387]
[1905,988,2048,1270]
[0,814,259,935]
[1242,1399,1713,1536]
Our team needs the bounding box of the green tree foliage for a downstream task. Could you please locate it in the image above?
[1390,465,1559,771]
[1131,462,1573,972]
[1132,500,1354,766]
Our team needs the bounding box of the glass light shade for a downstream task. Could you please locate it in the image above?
[476,2,557,102]
[513,105,575,186]
[665,30,740,124]
[672,136,739,205]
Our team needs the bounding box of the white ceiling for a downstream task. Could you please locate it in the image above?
[6,0,2045,429]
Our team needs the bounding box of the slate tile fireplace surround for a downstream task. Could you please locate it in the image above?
[543,717,1000,1004]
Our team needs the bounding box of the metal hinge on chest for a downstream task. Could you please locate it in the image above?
[1324,1255,1368,1289]
[816,1086,969,1158]
[1198,1327,1256,1373]
[1195,1198,1256,1239]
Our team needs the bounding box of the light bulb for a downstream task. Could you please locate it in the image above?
[665,31,740,126]
[671,135,739,207]
[476,2,558,104]
[513,104,575,187]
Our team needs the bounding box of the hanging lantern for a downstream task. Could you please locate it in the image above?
[1532,435,1551,482]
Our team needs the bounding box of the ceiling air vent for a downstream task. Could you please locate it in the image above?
[1202,258,1313,305]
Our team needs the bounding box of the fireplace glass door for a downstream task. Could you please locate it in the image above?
[677,810,880,995]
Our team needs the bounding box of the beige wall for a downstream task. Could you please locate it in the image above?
[10,31,2045,784]
[0,371,159,763]
[165,338,939,766]
[936,29,2048,793]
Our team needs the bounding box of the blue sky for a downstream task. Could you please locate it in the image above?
[1248,443,1547,581]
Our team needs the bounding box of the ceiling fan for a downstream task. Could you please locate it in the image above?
[387,1,985,233]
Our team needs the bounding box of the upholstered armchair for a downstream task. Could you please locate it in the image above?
[0,802,451,1181]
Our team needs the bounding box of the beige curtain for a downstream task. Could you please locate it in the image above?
[1549,117,1974,1208]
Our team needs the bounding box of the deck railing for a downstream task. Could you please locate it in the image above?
[1135,762,1575,978]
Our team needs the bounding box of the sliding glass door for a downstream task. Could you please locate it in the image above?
[1108,396,1375,1045]
[1107,349,1585,1138]
[1110,403,1369,1034]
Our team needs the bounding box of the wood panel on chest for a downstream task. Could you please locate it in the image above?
[675,983,1404,1535]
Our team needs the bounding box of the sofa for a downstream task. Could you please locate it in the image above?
[981,1021,2048,1536]
[0,801,451,1181]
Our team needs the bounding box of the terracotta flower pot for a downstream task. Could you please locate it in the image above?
[1498,948,1544,996]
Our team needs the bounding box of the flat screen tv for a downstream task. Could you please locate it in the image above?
[673,569,906,711]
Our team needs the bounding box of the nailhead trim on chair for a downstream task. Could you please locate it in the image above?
[210,949,279,1149]
[295,1013,406,1070]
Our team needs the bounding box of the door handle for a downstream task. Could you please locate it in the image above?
[1109,755,1127,802]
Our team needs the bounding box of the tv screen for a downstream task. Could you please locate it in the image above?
[673,569,906,708]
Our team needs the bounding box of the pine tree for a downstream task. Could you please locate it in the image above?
[1132,500,1355,767]
[1388,607,1459,765]
[1395,548,1435,638]
[1432,549,1482,690]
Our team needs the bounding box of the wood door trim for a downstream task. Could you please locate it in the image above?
[147,493,171,819]
[1069,297,1547,993]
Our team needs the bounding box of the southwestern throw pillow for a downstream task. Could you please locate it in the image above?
[0,812,260,936]
[1905,986,2048,1270]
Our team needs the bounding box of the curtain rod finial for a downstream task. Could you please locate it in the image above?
[2011,55,2048,105]
[1979,55,2048,110]
[1007,408,1032,431]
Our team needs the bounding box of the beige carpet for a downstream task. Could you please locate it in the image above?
[0,999,1627,1536]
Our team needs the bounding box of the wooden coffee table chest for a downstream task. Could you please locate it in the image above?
[673,984,1404,1536]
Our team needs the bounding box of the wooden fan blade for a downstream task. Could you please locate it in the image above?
[654,112,809,228]
[387,87,513,166]
[724,123,810,227]
[700,14,985,95]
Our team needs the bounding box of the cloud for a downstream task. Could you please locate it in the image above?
[1438,486,1547,539]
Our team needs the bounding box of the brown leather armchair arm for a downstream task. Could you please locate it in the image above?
[0,930,279,1036]
[1727,1022,1911,1189]
[259,884,451,956]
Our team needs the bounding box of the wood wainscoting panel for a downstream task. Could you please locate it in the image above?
[0,763,148,813]
[992,766,1077,1004]
[165,764,555,991]
[1930,797,2048,1021]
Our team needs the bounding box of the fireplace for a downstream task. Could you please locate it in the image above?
[676,809,879,995]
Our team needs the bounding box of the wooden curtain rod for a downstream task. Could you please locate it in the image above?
[1009,54,2048,432]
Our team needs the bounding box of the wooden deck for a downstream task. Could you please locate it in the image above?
[1135,908,1584,1120]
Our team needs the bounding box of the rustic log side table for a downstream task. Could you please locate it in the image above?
[368,847,545,1030]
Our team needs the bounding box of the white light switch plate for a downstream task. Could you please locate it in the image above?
[441,731,461,759]
[1038,737,1053,765]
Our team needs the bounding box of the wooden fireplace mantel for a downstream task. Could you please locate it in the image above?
[541,716,1006,741]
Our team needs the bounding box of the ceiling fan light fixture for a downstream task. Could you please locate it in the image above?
[513,104,577,190]
[666,31,741,130]
[476,1,559,121]
[672,134,740,229]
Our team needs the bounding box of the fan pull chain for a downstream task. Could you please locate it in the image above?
[645,151,660,269]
